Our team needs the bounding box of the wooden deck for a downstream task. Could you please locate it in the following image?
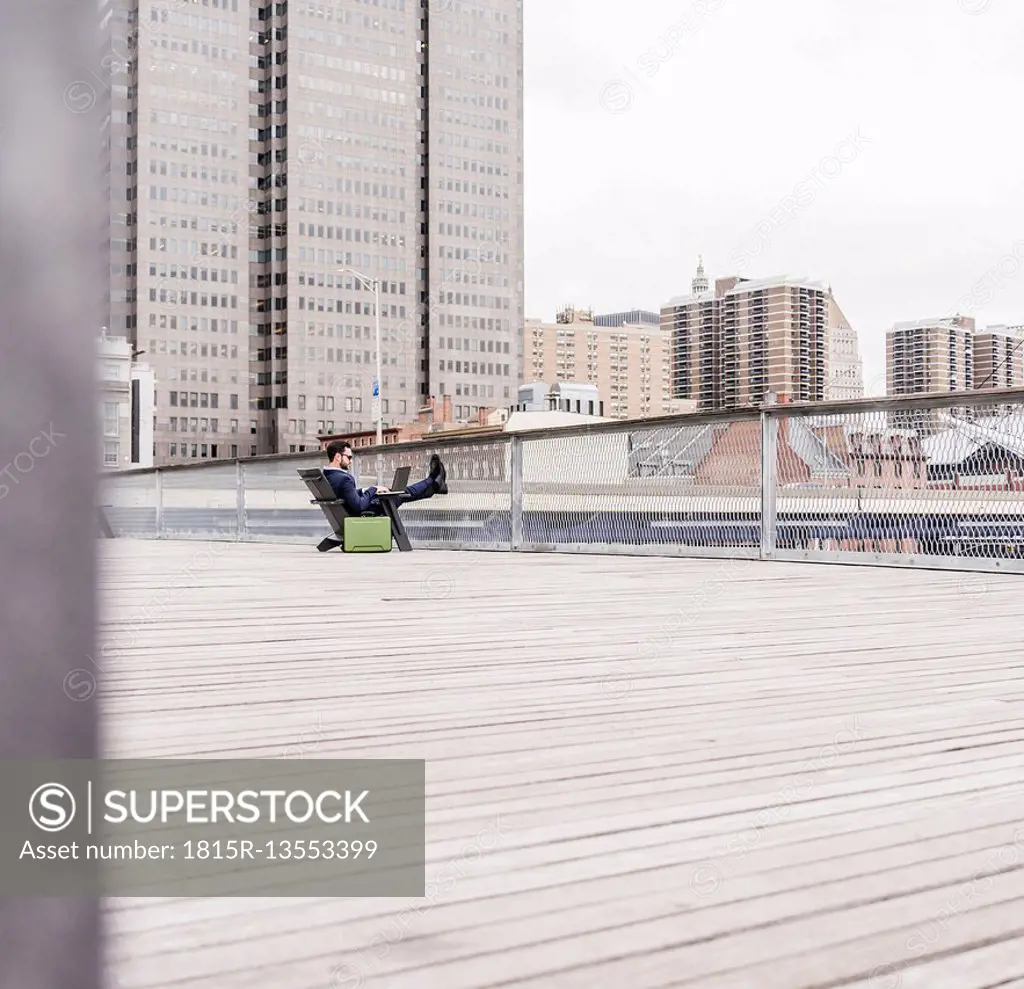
[97,539,1024,989]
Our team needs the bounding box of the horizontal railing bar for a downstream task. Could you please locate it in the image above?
[766,386,1024,419]
[101,432,514,480]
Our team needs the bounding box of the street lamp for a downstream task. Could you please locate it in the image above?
[338,266,383,486]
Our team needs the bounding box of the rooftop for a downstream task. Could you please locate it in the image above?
[978,324,1024,338]
[664,274,830,308]
[100,539,1024,989]
[889,316,977,333]
[526,316,666,336]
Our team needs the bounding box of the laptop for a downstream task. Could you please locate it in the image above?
[388,465,411,492]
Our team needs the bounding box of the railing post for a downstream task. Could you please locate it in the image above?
[510,435,523,551]
[236,459,246,541]
[154,468,164,539]
[760,397,778,561]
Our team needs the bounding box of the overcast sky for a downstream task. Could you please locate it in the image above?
[523,0,1024,393]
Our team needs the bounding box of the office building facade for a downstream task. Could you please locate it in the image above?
[664,267,830,410]
[101,0,524,464]
[97,332,155,470]
[826,294,864,401]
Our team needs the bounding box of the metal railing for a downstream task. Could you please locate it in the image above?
[99,388,1024,574]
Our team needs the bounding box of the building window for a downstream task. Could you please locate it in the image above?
[103,441,119,466]
[103,402,120,437]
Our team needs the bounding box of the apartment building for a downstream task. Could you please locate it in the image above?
[524,306,682,420]
[885,316,975,397]
[664,265,830,410]
[973,324,1024,391]
[101,0,524,465]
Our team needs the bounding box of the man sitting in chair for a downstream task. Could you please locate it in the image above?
[323,440,448,516]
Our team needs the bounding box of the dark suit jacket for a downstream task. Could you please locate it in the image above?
[323,468,378,515]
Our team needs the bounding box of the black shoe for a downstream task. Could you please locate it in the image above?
[429,454,448,494]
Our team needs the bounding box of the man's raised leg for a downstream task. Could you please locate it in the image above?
[398,455,448,503]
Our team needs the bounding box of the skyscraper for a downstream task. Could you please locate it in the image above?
[102,0,524,464]
[664,264,830,410]
[826,291,864,401]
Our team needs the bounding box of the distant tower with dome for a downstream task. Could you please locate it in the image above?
[691,255,709,295]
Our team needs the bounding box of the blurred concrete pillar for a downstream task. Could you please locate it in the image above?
[0,0,102,985]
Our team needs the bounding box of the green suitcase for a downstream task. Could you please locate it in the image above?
[343,516,392,553]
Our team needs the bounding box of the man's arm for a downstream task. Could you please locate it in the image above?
[328,470,377,514]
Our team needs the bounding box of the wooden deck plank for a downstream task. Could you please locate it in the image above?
[108,816,1024,983]
[96,540,1024,988]
[839,940,1024,989]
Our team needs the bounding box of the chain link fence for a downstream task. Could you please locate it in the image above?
[100,438,514,550]
[772,395,1024,568]
[352,438,512,549]
[517,414,762,557]
[98,390,1024,573]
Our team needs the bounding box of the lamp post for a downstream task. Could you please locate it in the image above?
[339,267,382,486]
